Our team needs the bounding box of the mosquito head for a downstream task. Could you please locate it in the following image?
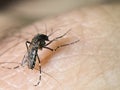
[31,34,49,49]
[39,34,49,41]
[32,34,49,43]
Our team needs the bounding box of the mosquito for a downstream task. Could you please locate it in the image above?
[0,26,79,86]
[21,28,79,86]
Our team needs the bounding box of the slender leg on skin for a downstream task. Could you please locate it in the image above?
[44,40,79,51]
[34,54,41,86]
[54,40,80,51]
[1,41,33,69]
[43,46,53,51]
[45,29,71,46]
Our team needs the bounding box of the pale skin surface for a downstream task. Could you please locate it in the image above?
[0,3,120,90]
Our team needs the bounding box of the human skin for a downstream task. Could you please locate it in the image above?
[0,3,120,90]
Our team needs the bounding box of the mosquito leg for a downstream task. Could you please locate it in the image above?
[1,65,20,69]
[0,41,31,69]
[54,40,80,51]
[44,40,79,52]
[45,29,71,46]
[0,62,21,69]
[48,28,61,37]
[43,46,53,51]
[34,54,41,86]
[44,39,79,51]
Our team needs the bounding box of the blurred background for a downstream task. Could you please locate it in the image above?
[0,0,119,41]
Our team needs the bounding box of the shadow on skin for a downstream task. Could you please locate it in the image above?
[35,38,71,69]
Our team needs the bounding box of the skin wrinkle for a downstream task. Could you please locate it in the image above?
[75,6,118,88]
[79,7,118,88]
[83,64,119,89]
[4,20,86,89]
[101,7,120,38]
[78,54,117,89]
[101,5,117,23]
[91,34,119,89]
[0,33,27,57]
[6,23,78,88]
[0,4,120,90]
[53,55,80,72]
[87,46,112,87]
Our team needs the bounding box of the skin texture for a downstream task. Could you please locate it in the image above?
[0,4,120,90]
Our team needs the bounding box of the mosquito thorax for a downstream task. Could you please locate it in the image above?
[32,34,49,42]
[38,34,49,41]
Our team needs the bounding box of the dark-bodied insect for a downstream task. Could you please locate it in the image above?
[0,27,79,86]
[21,29,79,86]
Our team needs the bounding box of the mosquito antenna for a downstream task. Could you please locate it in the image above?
[44,24,48,35]
[48,28,61,37]
[33,24,40,35]
[23,32,35,37]
[48,24,70,37]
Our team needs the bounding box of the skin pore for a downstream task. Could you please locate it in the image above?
[0,3,120,90]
